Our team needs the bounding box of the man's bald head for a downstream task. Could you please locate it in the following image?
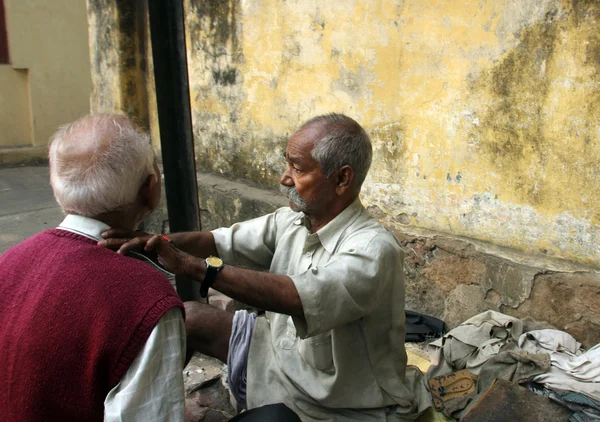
[49,114,156,217]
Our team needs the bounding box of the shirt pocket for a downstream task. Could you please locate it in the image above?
[298,332,333,372]
[277,316,298,350]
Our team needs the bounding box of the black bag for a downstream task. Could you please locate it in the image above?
[405,310,446,342]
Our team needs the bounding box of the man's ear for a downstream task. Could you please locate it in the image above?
[335,165,354,195]
[139,173,160,210]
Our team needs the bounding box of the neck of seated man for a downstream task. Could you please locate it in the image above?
[90,202,150,232]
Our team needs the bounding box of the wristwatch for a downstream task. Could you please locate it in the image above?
[199,256,224,298]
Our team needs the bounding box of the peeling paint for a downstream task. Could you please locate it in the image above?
[90,0,600,266]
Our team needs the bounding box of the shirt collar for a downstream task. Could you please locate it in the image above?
[57,214,111,241]
[293,198,365,254]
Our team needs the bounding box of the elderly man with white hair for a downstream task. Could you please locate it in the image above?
[0,114,186,422]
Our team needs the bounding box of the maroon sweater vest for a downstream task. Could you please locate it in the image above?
[0,229,184,422]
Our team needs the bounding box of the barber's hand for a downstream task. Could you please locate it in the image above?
[145,235,196,276]
[98,228,153,255]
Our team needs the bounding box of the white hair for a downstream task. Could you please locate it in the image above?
[49,113,156,217]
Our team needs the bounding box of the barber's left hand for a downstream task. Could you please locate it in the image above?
[144,235,196,277]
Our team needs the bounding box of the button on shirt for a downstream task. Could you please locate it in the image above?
[212,199,427,421]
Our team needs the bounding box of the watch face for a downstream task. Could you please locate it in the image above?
[206,256,223,267]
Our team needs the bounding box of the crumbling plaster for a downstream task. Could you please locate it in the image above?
[179,0,600,266]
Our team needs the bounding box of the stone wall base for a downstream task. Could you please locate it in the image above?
[395,230,600,347]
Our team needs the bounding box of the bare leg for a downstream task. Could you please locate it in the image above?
[184,301,233,363]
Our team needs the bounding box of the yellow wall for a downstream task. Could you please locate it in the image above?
[87,1,158,149]
[0,0,91,155]
[0,67,31,146]
[87,0,600,267]
[181,0,600,266]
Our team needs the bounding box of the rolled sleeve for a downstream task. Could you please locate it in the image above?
[211,213,278,270]
[291,232,401,338]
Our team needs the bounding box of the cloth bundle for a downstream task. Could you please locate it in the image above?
[426,311,600,421]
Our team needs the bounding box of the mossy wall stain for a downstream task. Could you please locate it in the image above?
[184,0,408,188]
[88,0,120,112]
[446,0,600,266]
[468,10,559,207]
[88,0,149,128]
[89,0,600,266]
[468,2,600,218]
[184,0,302,187]
[185,0,600,265]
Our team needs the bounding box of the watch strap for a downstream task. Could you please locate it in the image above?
[199,266,219,298]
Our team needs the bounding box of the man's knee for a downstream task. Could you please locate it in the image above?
[184,300,233,332]
[184,300,209,318]
[183,300,205,323]
[183,300,233,362]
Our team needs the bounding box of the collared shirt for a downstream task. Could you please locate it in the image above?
[58,215,186,422]
[213,199,428,421]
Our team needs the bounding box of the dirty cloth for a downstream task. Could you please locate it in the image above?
[427,311,523,379]
[518,330,600,400]
[213,199,431,421]
[527,384,600,422]
[440,351,550,419]
[518,329,583,368]
[476,351,551,392]
[228,310,257,409]
[427,311,600,417]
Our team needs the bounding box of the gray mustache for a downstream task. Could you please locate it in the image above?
[279,185,306,208]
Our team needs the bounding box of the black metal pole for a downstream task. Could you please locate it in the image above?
[148,0,199,301]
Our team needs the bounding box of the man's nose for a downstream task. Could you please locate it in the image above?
[280,167,293,186]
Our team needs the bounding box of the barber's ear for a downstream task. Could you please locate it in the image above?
[335,165,353,195]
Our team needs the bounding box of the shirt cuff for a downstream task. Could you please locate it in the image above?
[211,228,235,264]
[290,268,322,338]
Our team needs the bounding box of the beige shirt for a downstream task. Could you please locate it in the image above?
[213,199,428,421]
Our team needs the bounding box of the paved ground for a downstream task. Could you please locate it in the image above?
[0,164,63,254]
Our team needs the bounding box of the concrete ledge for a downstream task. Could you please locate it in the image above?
[0,146,48,166]
[195,172,287,231]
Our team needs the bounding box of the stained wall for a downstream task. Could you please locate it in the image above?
[181,0,600,266]
[88,0,600,339]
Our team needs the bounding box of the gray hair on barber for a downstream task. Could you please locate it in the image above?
[49,113,156,217]
[300,113,372,194]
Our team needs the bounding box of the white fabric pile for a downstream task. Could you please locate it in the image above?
[428,311,600,402]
